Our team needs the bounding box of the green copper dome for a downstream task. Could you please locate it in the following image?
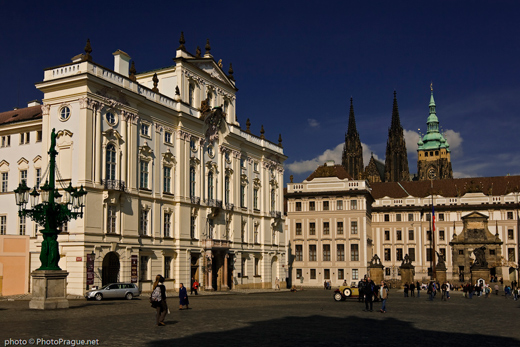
[417,90,450,152]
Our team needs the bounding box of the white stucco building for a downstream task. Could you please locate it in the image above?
[0,37,287,295]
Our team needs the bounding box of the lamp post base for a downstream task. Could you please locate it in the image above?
[29,270,69,310]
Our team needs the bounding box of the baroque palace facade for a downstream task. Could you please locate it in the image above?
[287,92,519,287]
[0,36,286,295]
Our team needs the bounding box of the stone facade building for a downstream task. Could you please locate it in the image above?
[0,37,287,295]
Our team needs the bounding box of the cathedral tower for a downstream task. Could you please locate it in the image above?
[342,98,364,179]
[417,88,453,180]
[384,91,410,182]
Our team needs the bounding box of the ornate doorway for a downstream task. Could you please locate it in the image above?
[102,252,120,285]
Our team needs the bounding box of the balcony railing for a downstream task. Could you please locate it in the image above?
[270,211,282,218]
[103,179,126,192]
[202,239,231,249]
[206,199,223,208]
[225,203,234,211]
[191,196,201,205]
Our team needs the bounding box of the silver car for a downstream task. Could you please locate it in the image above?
[85,283,140,301]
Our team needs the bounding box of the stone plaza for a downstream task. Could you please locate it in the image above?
[1,288,518,346]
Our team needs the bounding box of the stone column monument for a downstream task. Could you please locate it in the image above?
[435,251,447,285]
[368,254,384,285]
[471,246,490,284]
[399,254,415,287]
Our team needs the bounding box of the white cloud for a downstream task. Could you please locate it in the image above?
[308,118,320,128]
[404,129,420,159]
[443,129,463,158]
[286,142,380,175]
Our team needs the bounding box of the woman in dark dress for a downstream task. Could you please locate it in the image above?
[152,275,168,326]
[179,283,190,310]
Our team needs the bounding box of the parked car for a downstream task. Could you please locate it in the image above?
[333,283,380,302]
[85,283,140,301]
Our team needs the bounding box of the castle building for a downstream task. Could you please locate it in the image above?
[341,98,364,180]
[285,162,373,287]
[0,36,287,295]
[417,90,453,180]
[384,91,410,182]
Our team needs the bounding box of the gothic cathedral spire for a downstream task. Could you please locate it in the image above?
[384,91,410,182]
[342,97,364,179]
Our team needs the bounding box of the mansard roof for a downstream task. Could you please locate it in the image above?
[370,176,520,199]
[0,105,42,126]
[305,163,353,181]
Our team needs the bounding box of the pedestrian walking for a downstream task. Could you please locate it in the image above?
[404,282,409,297]
[379,281,388,313]
[410,282,415,297]
[363,277,375,312]
[427,281,434,301]
[275,277,280,290]
[191,279,199,295]
[494,283,499,296]
[445,281,450,300]
[179,283,190,310]
[151,274,168,326]
[416,281,421,298]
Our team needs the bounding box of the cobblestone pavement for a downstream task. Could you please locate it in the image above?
[1,289,518,347]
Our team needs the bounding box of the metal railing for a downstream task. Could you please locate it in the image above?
[103,179,126,192]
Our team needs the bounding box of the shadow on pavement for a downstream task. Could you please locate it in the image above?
[147,315,518,346]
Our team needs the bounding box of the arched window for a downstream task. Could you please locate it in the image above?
[190,166,196,197]
[189,83,195,106]
[208,171,214,200]
[224,176,230,205]
[106,144,116,181]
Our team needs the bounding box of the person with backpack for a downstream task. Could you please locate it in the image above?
[151,274,168,326]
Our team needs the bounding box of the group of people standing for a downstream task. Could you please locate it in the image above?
[151,275,192,326]
[358,277,389,313]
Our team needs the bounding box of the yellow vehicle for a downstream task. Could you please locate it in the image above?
[333,285,360,301]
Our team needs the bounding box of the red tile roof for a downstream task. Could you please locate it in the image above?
[0,105,42,126]
[370,176,520,199]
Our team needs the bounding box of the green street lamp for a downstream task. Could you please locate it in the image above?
[14,128,87,270]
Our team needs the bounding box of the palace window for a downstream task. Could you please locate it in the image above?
[346,221,356,235]
[508,248,515,262]
[18,215,26,235]
[106,112,116,125]
[384,230,390,241]
[426,248,433,262]
[0,216,6,235]
[163,166,172,193]
[439,230,445,241]
[139,161,149,189]
[140,123,150,137]
[20,170,27,184]
[323,222,330,235]
[323,201,329,210]
[295,245,303,261]
[295,201,301,211]
[164,257,172,279]
[35,168,41,188]
[351,244,359,261]
[384,214,390,222]
[438,213,445,221]
[409,229,414,241]
[107,206,116,234]
[140,209,149,236]
[337,244,345,261]
[190,216,196,239]
[352,269,359,281]
[310,269,316,280]
[189,83,195,106]
[164,212,171,238]
[224,176,230,205]
[296,269,302,279]
[337,221,344,234]
[309,201,315,211]
[507,211,514,220]
[396,248,403,261]
[309,222,316,236]
[324,269,330,280]
[240,185,246,208]
[295,222,302,236]
[190,167,196,197]
[164,131,172,144]
[408,213,413,222]
[253,188,259,210]
[508,229,514,240]
[338,269,344,280]
[1,135,11,147]
[208,172,214,200]
[396,214,401,221]
[36,131,42,142]
[309,245,317,261]
[396,230,402,241]
[254,258,260,276]
[408,248,415,261]
[351,200,357,210]
[323,244,331,261]
[384,248,391,261]
[106,144,117,181]
[2,172,8,192]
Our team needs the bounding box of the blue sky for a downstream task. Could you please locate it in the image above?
[1,1,519,184]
